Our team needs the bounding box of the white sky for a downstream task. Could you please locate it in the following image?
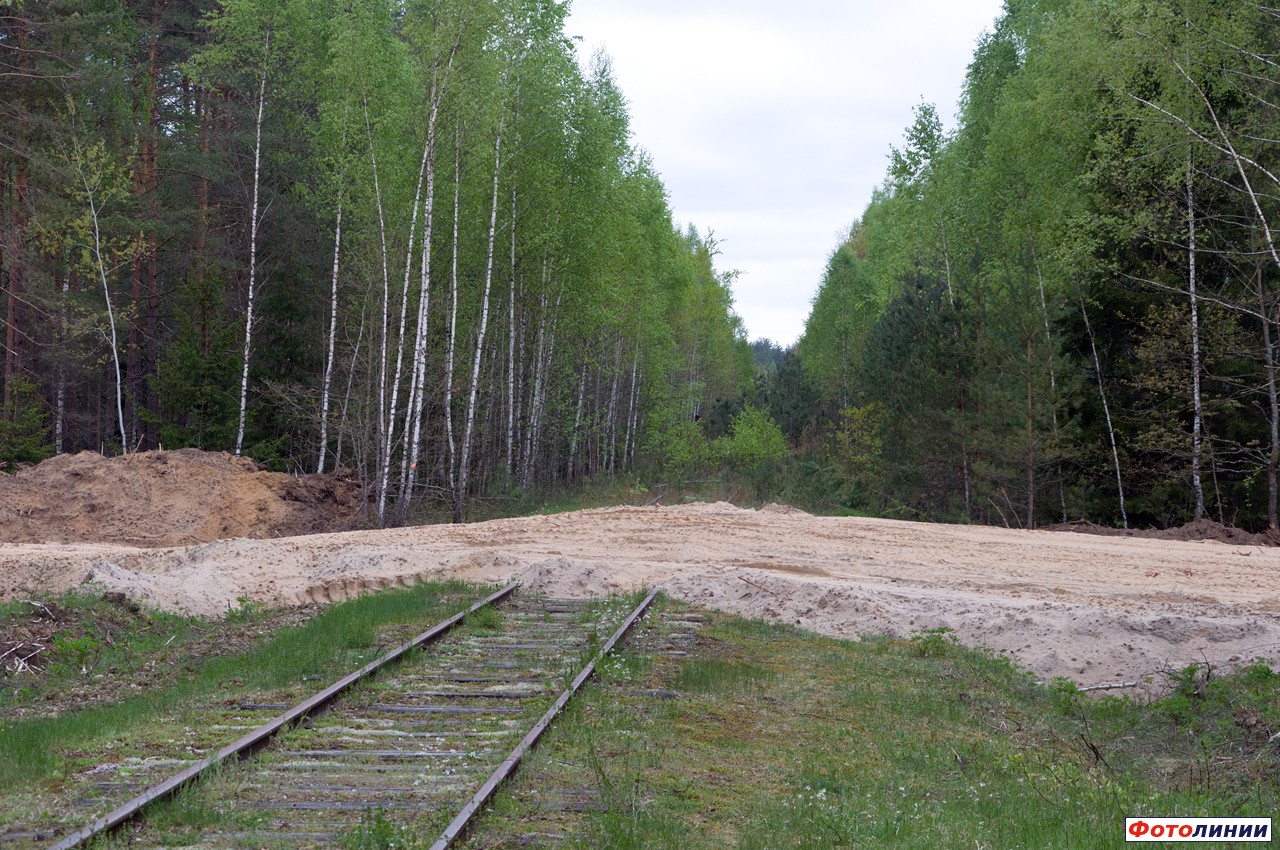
[564,0,1006,346]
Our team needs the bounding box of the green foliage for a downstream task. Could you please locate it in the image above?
[464,604,502,632]
[674,657,774,695]
[338,808,420,850]
[0,376,51,472]
[4,0,752,513]
[793,0,1280,531]
[148,272,239,451]
[0,581,479,786]
[643,406,712,476]
[475,605,1280,849]
[828,403,882,481]
[716,405,787,469]
[907,626,957,658]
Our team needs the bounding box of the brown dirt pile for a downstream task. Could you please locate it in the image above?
[1045,517,1279,547]
[0,449,361,547]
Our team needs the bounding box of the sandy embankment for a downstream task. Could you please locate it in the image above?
[3,499,1278,688]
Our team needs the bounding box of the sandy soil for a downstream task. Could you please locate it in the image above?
[2,495,1278,687]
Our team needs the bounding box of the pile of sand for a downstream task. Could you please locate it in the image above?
[0,449,361,547]
[0,499,1277,687]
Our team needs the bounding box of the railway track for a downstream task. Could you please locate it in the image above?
[36,584,660,850]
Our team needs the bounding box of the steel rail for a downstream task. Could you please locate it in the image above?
[428,587,661,850]
[48,581,520,850]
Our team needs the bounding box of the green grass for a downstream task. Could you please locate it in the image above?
[467,598,1280,849]
[1,590,217,706]
[6,589,1277,847]
[0,580,484,789]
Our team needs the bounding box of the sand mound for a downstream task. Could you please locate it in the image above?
[0,449,362,547]
[1,486,1278,686]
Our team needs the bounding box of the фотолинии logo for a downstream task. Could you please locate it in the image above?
[1126,818,1272,843]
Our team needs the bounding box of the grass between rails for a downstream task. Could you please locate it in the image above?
[470,600,1280,849]
[0,580,485,799]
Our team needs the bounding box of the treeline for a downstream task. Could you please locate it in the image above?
[796,0,1280,530]
[0,0,751,522]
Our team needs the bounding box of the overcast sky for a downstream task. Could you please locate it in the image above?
[563,0,1006,347]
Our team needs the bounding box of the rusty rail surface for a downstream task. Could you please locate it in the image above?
[48,582,519,850]
[428,587,660,850]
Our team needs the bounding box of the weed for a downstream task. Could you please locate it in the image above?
[50,634,101,672]
[0,580,484,790]
[338,808,420,850]
[465,602,1280,848]
[463,604,502,632]
[673,656,774,695]
[225,596,267,623]
[908,625,958,657]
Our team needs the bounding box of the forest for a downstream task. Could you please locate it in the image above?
[790,0,1280,532]
[0,0,753,523]
[8,0,1280,534]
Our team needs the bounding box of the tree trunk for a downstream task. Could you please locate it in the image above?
[235,32,271,458]
[1188,159,1205,519]
[1030,240,1066,521]
[4,164,26,415]
[1258,265,1279,532]
[399,45,460,518]
[373,90,431,525]
[623,347,639,472]
[335,300,367,473]
[444,127,461,492]
[1081,299,1127,529]
[607,339,621,476]
[568,354,587,480]
[55,268,68,454]
[520,286,548,487]
[455,95,506,523]
[1025,332,1035,529]
[79,143,129,455]
[318,182,343,474]
[506,168,518,475]
[522,286,559,488]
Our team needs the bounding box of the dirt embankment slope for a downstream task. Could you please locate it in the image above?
[0,449,361,547]
[1,450,1278,686]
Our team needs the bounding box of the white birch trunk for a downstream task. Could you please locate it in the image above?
[1082,298,1128,529]
[372,93,432,525]
[365,96,394,520]
[520,287,548,486]
[455,98,506,523]
[623,347,639,472]
[399,73,454,516]
[506,176,517,474]
[1259,269,1279,530]
[606,340,621,476]
[335,304,365,473]
[235,32,270,458]
[568,354,587,480]
[444,128,461,491]
[317,185,343,474]
[629,367,642,468]
[527,289,560,486]
[1188,160,1205,520]
[1031,246,1066,521]
[84,181,127,454]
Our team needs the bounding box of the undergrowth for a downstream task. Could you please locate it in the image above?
[469,599,1280,849]
[0,580,482,789]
